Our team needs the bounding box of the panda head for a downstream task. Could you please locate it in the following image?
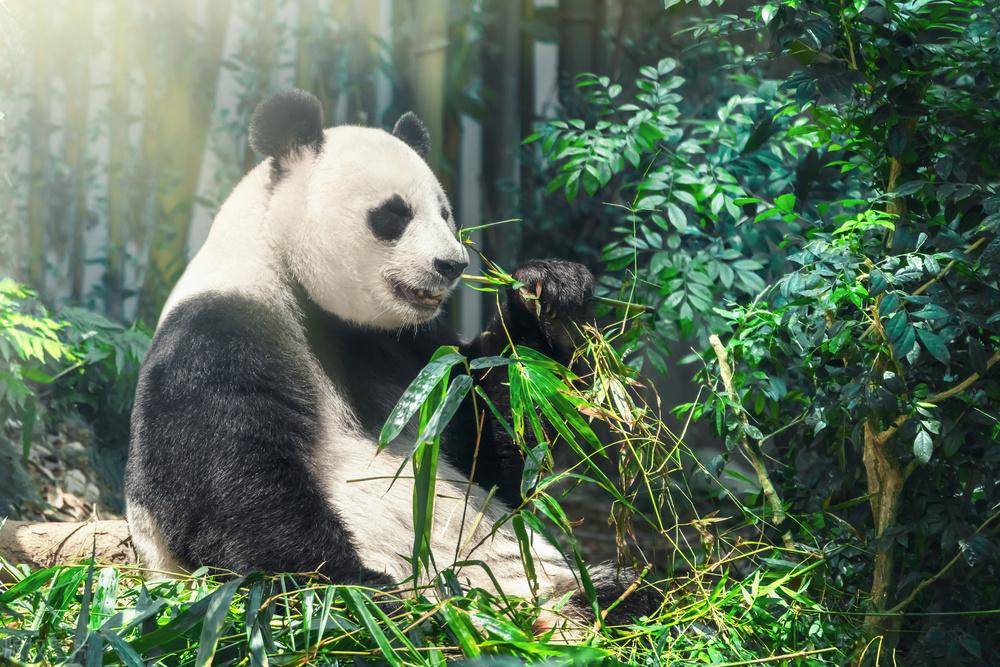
[250,89,470,330]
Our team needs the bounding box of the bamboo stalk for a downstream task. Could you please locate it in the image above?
[136,1,232,324]
[25,3,52,295]
[62,0,93,303]
[104,0,132,321]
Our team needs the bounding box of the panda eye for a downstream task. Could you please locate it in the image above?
[368,194,413,242]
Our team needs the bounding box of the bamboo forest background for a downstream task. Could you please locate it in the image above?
[0,0,671,334]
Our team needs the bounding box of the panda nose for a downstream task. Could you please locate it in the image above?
[434,258,468,281]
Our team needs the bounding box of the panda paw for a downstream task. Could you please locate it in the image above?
[512,259,594,324]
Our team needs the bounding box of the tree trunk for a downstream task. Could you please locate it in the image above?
[862,419,905,645]
[346,0,380,124]
[0,521,135,577]
[242,0,278,176]
[104,0,133,321]
[557,0,599,98]
[25,3,52,295]
[295,0,319,92]
[410,0,449,173]
[136,0,232,325]
[62,1,94,304]
[482,0,523,269]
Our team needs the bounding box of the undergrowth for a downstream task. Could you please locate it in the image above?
[0,552,856,665]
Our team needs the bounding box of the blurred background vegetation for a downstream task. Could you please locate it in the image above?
[1,0,999,663]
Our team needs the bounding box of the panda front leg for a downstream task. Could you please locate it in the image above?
[458,259,595,507]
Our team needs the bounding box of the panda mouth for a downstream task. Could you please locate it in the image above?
[390,279,446,310]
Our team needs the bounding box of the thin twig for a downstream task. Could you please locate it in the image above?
[887,508,1000,614]
[709,646,837,666]
[911,236,988,297]
[600,564,652,623]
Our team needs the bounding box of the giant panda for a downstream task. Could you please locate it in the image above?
[125,89,655,630]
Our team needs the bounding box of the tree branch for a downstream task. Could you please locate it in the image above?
[887,509,1000,615]
[0,520,135,577]
[875,349,999,445]
[709,334,795,549]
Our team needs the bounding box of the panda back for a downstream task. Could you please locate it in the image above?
[125,291,336,571]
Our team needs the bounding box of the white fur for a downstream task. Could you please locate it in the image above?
[314,380,575,599]
[126,502,184,575]
[135,124,576,606]
[160,161,282,323]
[273,126,469,329]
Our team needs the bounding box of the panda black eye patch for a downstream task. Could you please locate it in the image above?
[367,194,414,242]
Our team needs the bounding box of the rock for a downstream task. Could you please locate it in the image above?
[62,440,89,463]
[63,469,89,497]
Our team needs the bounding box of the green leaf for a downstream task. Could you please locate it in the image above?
[916,328,950,364]
[912,303,948,321]
[884,311,916,358]
[0,567,60,604]
[195,576,244,667]
[774,193,796,213]
[20,397,36,460]
[666,202,686,231]
[100,629,144,667]
[414,375,473,447]
[469,355,512,369]
[379,349,466,446]
[888,123,908,158]
[341,588,401,662]
[438,603,482,657]
[913,429,933,464]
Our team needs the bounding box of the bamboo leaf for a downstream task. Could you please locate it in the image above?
[379,349,466,447]
[195,576,245,667]
[415,374,473,447]
[341,588,402,664]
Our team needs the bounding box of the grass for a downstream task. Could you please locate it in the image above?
[0,552,857,665]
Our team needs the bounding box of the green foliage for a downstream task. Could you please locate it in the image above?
[526,47,864,372]
[0,279,150,455]
[526,0,1000,659]
[0,279,76,454]
[0,556,854,665]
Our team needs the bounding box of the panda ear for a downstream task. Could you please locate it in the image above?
[249,89,324,164]
[392,111,430,157]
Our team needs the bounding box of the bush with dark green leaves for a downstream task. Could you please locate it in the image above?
[528,0,999,660]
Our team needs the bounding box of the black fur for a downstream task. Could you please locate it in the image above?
[125,292,389,586]
[367,194,414,242]
[249,89,325,182]
[126,260,598,580]
[392,111,431,157]
[567,565,662,626]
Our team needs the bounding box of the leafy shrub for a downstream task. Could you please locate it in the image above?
[0,278,150,458]
[525,49,862,373]
[0,279,76,455]
[525,0,1000,659]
